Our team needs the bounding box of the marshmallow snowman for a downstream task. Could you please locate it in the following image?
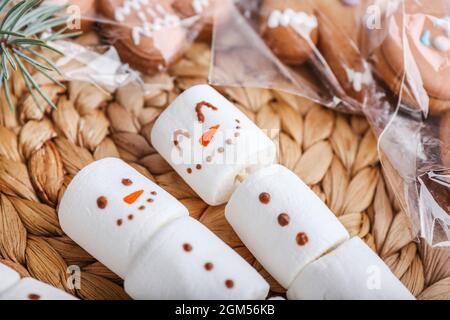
[225,164,349,289]
[151,85,276,206]
[287,237,415,300]
[58,157,189,278]
[125,217,270,300]
[0,263,77,300]
[59,158,270,300]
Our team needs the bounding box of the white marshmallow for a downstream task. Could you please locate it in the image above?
[0,264,20,295]
[125,217,270,300]
[0,278,77,300]
[58,158,189,278]
[225,165,349,289]
[287,237,415,300]
[151,85,276,206]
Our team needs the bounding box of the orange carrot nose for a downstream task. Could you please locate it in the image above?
[123,190,144,205]
[199,124,220,147]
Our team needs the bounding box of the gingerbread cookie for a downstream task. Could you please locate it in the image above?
[171,0,218,40]
[43,0,97,33]
[98,0,187,73]
[441,111,450,169]
[315,9,372,103]
[259,0,319,65]
[375,3,450,114]
[316,0,367,46]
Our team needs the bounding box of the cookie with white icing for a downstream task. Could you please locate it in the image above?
[259,0,318,65]
[97,0,186,73]
[171,0,217,40]
[317,0,368,46]
[375,2,450,114]
[43,0,97,32]
[315,7,372,104]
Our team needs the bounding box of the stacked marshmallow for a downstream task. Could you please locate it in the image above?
[58,157,269,300]
[0,263,77,300]
[151,84,415,300]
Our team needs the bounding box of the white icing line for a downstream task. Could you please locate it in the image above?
[192,0,209,14]
[267,9,317,36]
[114,0,182,45]
[344,62,372,92]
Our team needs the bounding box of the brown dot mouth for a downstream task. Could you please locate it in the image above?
[296,232,309,246]
[182,243,193,252]
[277,213,290,227]
[225,279,234,289]
[204,262,214,271]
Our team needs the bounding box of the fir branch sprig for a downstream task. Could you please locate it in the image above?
[0,0,80,111]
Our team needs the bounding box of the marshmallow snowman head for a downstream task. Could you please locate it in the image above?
[151,85,277,205]
[225,165,349,288]
[58,158,189,278]
[124,217,270,300]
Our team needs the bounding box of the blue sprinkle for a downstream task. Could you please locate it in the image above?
[421,30,431,46]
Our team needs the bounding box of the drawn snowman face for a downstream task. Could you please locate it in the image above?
[172,100,244,174]
[95,176,159,227]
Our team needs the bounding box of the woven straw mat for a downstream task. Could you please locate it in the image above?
[0,38,449,300]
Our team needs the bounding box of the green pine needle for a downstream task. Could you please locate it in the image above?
[0,0,81,111]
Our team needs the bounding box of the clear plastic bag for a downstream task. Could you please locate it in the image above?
[211,0,450,247]
[364,0,450,246]
[210,0,376,114]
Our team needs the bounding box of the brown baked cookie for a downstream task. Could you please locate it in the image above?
[171,0,218,41]
[97,0,186,73]
[315,9,372,103]
[316,0,367,46]
[377,2,450,114]
[441,112,450,169]
[44,0,97,33]
[259,0,318,65]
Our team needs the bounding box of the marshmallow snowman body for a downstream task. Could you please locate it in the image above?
[0,277,77,300]
[58,157,189,278]
[225,164,349,289]
[287,237,415,300]
[0,264,20,295]
[125,217,270,300]
[151,85,276,206]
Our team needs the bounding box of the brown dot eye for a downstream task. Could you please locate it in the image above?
[138,205,145,211]
[122,178,133,186]
[183,243,192,252]
[116,219,123,226]
[97,196,107,209]
[151,191,157,196]
[128,214,134,221]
